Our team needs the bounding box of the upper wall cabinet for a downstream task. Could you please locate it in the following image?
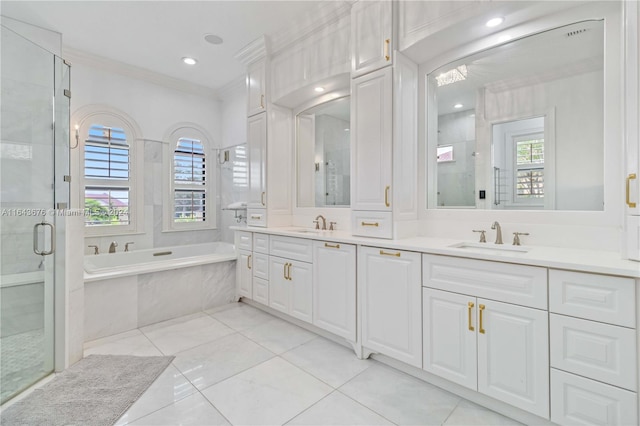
[351,0,393,77]
[626,1,640,260]
[247,59,266,117]
[271,16,350,105]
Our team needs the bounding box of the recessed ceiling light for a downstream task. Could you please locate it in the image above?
[314,87,325,93]
[454,103,463,109]
[182,57,197,65]
[204,34,223,45]
[486,17,504,28]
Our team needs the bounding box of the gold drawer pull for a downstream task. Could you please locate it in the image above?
[260,94,265,109]
[468,302,475,332]
[627,173,636,208]
[247,254,252,270]
[324,243,340,249]
[261,191,266,206]
[286,263,292,281]
[384,39,390,61]
[251,215,261,220]
[385,185,390,207]
[361,221,379,227]
[479,304,486,334]
[379,250,400,257]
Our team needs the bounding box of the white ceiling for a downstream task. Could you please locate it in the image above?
[1,1,325,93]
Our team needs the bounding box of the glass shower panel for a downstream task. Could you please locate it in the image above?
[0,25,58,404]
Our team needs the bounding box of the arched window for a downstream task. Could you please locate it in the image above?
[75,107,143,236]
[164,125,215,231]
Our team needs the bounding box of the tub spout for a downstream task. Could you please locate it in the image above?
[109,241,118,253]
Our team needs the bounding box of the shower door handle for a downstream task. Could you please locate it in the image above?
[33,221,55,256]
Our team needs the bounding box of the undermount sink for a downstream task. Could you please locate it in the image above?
[286,228,326,235]
[449,242,531,254]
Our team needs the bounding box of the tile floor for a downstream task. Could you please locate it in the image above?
[82,302,522,426]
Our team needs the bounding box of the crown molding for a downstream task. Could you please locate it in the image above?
[217,75,246,101]
[268,0,353,55]
[234,35,269,66]
[63,46,219,99]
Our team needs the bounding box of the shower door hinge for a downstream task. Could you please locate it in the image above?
[63,175,71,182]
[63,59,72,67]
[64,89,71,98]
[57,202,68,210]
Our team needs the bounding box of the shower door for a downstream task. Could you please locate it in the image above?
[0,25,69,404]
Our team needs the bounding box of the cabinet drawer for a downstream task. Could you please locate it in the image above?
[253,277,269,306]
[236,231,252,251]
[423,254,548,309]
[269,236,313,263]
[253,233,270,254]
[247,208,266,227]
[252,253,269,281]
[550,314,637,391]
[549,270,635,328]
[551,369,637,426]
[351,210,393,239]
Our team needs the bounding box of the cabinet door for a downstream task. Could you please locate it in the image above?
[351,0,392,77]
[268,256,289,315]
[247,60,266,117]
[289,260,313,324]
[313,241,356,341]
[351,68,393,211]
[237,250,252,299]
[359,246,422,367]
[248,113,267,209]
[477,299,549,418]
[423,288,477,390]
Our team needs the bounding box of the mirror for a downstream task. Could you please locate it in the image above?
[296,96,350,208]
[427,20,604,211]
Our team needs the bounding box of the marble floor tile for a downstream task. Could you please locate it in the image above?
[287,391,393,425]
[172,332,275,390]
[281,337,372,388]
[115,365,197,425]
[240,317,316,354]
[202,357,332,425]
[443,399,524,426]
[140,313,234,355]
[83,330,162,357]
[129,392,230,426]
[339,363,461,426]
[208,302,278,332]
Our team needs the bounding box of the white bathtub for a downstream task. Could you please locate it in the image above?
[84,242,236,282]
[83,241,238,341]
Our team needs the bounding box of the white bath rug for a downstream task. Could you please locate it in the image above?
[0,354,174,426]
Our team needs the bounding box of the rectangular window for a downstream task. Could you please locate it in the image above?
[84,125,131,226]
[515,137,544,199]
[174,138,205,222]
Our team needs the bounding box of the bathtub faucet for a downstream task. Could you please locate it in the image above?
[88,245,99,255]
[125,242,134,252]
[109,241,118,253]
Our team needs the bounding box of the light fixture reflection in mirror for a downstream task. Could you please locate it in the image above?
[297,96,350,208]
[427,20,604,211]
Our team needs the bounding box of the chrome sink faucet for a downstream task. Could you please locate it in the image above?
[491,221,503,244]
[314,215,327,230]
[109,241,118,253]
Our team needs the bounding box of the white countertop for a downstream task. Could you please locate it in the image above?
[232,226,640,278]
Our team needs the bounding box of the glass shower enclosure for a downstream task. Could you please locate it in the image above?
[0,24,69,404]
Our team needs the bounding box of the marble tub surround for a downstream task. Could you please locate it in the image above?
[233,225,640,277]
[81,302,520,426]
[84,261,235,342]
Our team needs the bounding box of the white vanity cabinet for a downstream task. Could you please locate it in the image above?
[251,233,270,305]
[247,59,266,117]
[351,53,418,239]
[268,236,313,323]
[351,0,393,77]
[236,231,253,299]
[312,241,356,342]
[548,269,638,426]
[422,254,549,418]
[359,246,422,368]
